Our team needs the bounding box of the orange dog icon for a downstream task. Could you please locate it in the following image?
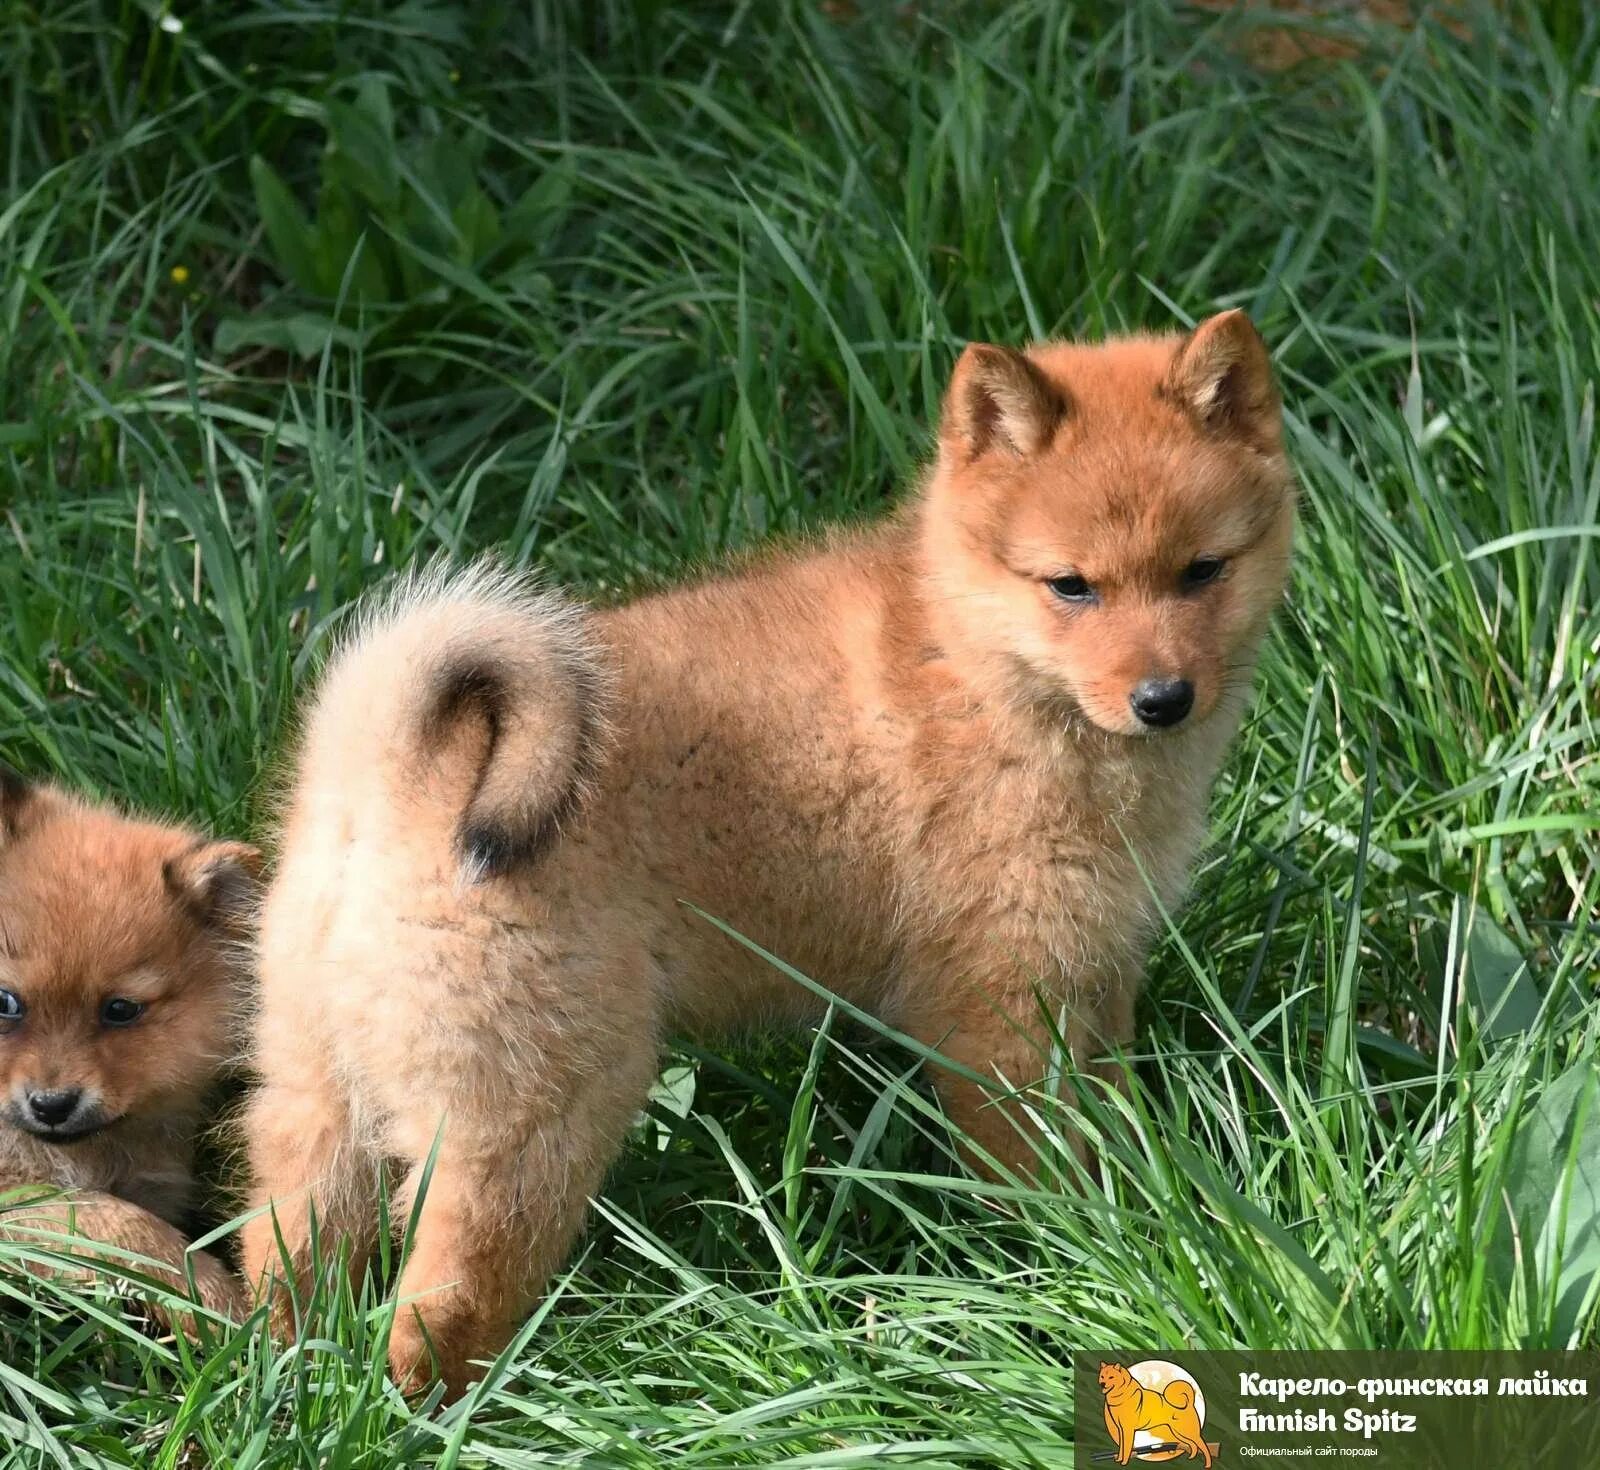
[1098,1361,1214,1466]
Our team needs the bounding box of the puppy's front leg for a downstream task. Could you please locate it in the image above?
[897,951,1135,1179]
[0,1188,246,1329]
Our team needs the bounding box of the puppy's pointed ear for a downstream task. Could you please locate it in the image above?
[941,343,1067,461]
[1164,309,1281,447]
[164,840,262,928]
[0,764,37,846]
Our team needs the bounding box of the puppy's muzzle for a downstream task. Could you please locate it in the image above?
[8,1086,110,1142]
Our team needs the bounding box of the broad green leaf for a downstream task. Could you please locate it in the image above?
[324,92,400,212]
[452,188,501,266]
[1494,1063,1600,1341]
[1422,908,1548,1045]
[213,311,366,359]
[504,158,577,250]
[314,180,394,302]
[248,155,321,294]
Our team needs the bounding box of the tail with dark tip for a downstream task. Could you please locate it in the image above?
[300,560,610,883]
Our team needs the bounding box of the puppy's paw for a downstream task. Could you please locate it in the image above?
[386,1308,437,1398]
[189,1249,251,1321]
[387,1308,481,1403]
[138,1249,249,1342]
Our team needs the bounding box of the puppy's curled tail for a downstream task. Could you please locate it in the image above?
[305,560,610,883]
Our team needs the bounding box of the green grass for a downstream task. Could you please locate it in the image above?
[1,0,1598,1464]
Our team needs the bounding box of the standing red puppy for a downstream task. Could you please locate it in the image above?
[244,310,1294,1393]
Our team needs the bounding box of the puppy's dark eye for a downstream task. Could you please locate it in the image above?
[100,998,145,1028]
[1047,573,1095,603]
[1182,555,1226,589]
[0,989,22,1022]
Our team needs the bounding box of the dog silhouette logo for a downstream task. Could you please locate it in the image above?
[1096,1359,1219,1466]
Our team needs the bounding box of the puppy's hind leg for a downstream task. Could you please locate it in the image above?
[240,1034,378,1339]
[384,1013,660,1399]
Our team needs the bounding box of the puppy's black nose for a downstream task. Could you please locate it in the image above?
[1130,677,1194,729]
[27,1088,82,1127]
